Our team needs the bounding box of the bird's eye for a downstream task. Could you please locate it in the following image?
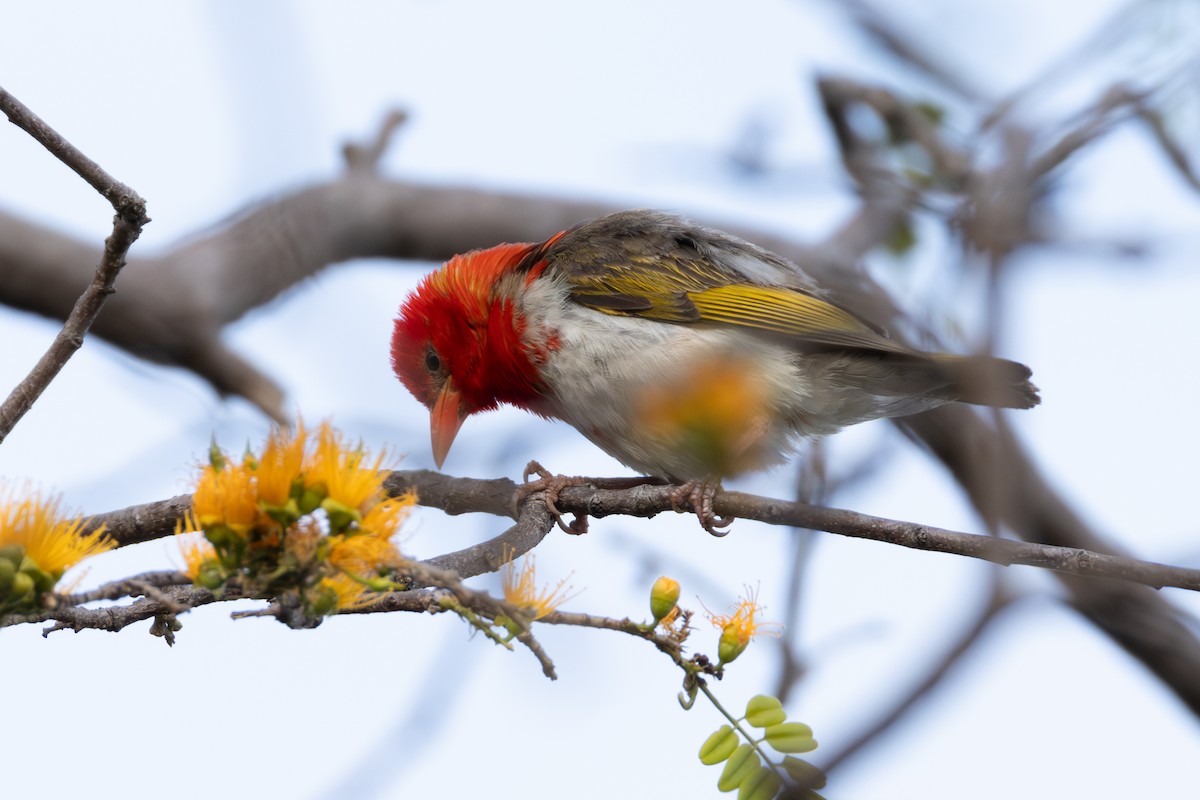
[424,349,441,373]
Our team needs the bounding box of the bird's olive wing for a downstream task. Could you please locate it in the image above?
[551,247,911,356]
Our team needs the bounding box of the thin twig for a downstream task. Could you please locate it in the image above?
[0,86,149,444]
[819,577,1015,775]
[342,109,410,173]
[538,609,690,666]
[837,0,986,103]
[59,570,192,605]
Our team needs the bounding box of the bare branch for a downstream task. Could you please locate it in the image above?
[341,109,410,174]
[0,87,145,210]
[83,494,194,547]
[900,407,1200,716]
[539,609,691,666]
[59,570,192,605]
[819,577,1015,775]
[0,86,149,443]
[837,0,987,102]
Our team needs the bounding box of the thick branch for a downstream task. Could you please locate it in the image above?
[900,409,1200,715]
[0,177,821,420]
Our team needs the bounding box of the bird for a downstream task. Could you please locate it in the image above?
[391,210,1039,534]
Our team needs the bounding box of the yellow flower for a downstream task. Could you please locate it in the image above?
[192,458,259,535]
[185,421,415,606]
[636,354,773,477]
[359,490,417,540]
[705,587,781,665]
[328,532,405,577]
[177,532,217,579]
[0,486,113,583]
[307,423,389,513]
[317,574,374,611]
[255,423,308,508]
[501,552,578,621]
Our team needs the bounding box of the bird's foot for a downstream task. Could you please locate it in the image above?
[516,460,590,535]
[670,479,734,537]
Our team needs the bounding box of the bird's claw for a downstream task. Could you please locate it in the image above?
[670,479,734,536]
[516,460,590,535]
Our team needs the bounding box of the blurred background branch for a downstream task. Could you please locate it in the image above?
[3,2,1200,797]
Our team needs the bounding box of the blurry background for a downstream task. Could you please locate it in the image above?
[2,1,1199,798]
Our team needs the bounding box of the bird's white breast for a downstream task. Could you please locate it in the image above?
[516,276,831,479]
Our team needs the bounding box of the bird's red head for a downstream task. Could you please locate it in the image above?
[391,242,550,468]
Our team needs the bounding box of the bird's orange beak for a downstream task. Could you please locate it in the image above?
[430,380,465,469]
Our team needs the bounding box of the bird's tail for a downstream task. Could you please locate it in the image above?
[930,354,1041,409]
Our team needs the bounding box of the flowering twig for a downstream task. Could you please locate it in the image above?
[0,86,148,444]
[538,609,693,667]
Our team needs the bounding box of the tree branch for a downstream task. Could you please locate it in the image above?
[0,86,149,443]
[818,577,1015,775]
[70,471,1200,594]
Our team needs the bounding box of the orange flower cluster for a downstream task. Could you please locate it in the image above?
[0,486,113,615]
[181,422,415,616]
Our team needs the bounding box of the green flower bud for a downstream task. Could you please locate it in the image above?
[196,565,226,591]
[22,563,56,593]
[307,585,338,617]
[649,576,681,622]
[0,543,25,564]
[262,498,301,529]
[0,557,15,594]
[205,524,233,548]
[9,571,35,602]
[717,622,749,665]
[297,482,326,514]
[321,498,361,533]
[207,440,226,471]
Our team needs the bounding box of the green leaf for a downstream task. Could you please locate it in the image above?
[699,725,740,765]
[884,218,917,257]
[737,765,782,800]
[717,744,760,792]
[744,695,786,728]
[765,722,817,753]
[913,100,946,125]
[782,756,827,789]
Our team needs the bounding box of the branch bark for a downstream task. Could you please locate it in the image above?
[0,86,149,443]
[2,83,1198,717]
[71,472,1200,594]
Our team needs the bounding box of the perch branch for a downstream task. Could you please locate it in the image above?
[66,471,1200,594]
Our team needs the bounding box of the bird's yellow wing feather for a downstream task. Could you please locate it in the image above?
[535,210,912,355]
[565,261,911,355]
